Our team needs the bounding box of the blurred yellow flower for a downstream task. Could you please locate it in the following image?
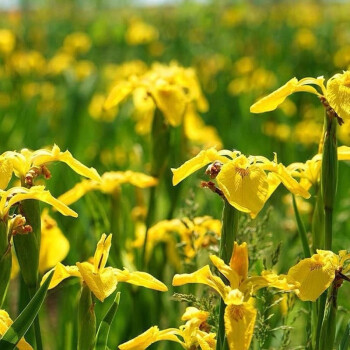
[172,148,310,218]
[39,209,70,274]
[125,19,159,46]
[104,62,208,127]
[46,51,74,76]
[42,234,167,302]
[251,71,350,122]
[63,32,91,55]
[0,310,32,350]
[293,28,317,50]
[0,29,16,55]
[119,307,216,350]
[287,250,350,301]
[173,242,296,350]
[88,93,118,122]
[58,170,158,205]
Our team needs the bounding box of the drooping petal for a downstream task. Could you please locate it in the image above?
[104,80,134,110]
[77,262,119,302]
[173,265,228,300]
[224,302,257,350]
[216,157,269,217]
[230,242,249,284]
[0,157,13,190]
[58,180,97,206]
[115,268,168,292]
[287,250,339,301]
[150,81,188,127]
[31,145,101,182]
[42,262,81,290]
[3,186,77,218]
[181,307,209,323]
[171,148,231,186]
[39,210,70,274]
[250,77,322,114]
[118,326,182,350]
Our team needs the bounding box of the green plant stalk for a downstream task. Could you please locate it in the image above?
[321,112,337,251]
[0,219,11,307]
[78,284,96,350]
[216,200,239,350]
[312,185,324,253]
[13,198,42,350]
[292,195,311,258]
[141,108,170,267]
[95,292,121,350]
[319,282,338,350]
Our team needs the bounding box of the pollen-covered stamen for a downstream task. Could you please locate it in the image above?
[235,167,250,178]
[205,161,223,179]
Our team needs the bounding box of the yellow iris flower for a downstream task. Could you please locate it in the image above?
[173,242,296,350]
[287,145,350,191]
[118,307,216,350]
[104,62,208,127]
[172,148,310,218]
[132,216,221,267]
[42,234,167,302]
[0,310,32,350]
[58,170,158,205]
[2,144,100,186]
[0,186,77,219]
[250,71,350,122]
[286,249,350,301]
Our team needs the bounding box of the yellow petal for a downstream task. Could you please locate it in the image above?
[115,268,168,292]
[0,156,13,190]
[77,262,119,302]
[39,211,70,274]
[150,81,187,126]
[337,145,350,160]
[326,71,350,121]
[2,186,77,218]
[250,77,321,113]
[104,80,133,110]
[216,157,269,217]
[173,265,228,300]
[230,242,249,284]
[42,262,81,290]
[0,310,33,350]
[181,307,209,323]
[31,145,101,182]
[171,148,231,186]
[287,250,339,301]
[118,326,181,350]
[224,303,257,350]
[93,234,112,273]
[209,255,240,289]
[58,180,97,206]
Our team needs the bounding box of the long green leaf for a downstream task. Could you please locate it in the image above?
[338,320,350,350]
[95,292,121,350]
[0,270,54,350]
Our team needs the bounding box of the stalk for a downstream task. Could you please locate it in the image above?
[0,219,11,307]
[78,284,96,350]
[216,200,239,350]
[141,108,170,267]
[292,195,311,258]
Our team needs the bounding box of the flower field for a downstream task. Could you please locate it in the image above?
[1,1,350,349]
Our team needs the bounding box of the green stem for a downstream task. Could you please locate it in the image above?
[216,200,239,350]
[292,195,311,258]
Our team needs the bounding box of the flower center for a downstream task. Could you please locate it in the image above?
[310,262,323,271]
[228,305,245,321]
[235,167,250,177]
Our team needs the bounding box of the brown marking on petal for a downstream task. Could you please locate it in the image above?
[310,262,323,271]
[227,305,245,321]
[235,167,250,178]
